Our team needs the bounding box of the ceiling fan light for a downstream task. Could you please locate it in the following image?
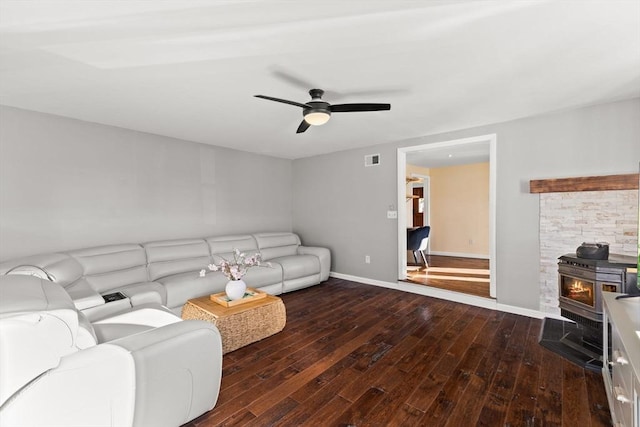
[304,111,331,126]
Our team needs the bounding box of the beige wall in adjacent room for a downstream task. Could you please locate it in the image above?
[429,162,490,257]
[405,164,430,227]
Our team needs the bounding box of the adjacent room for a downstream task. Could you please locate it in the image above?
[404,142,492,299]
[1,2,639,426]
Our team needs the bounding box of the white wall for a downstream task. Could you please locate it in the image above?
[292,98,640,311]
[0,106,293,260]
[292,144,399,281]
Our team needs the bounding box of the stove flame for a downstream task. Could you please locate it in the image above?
[565,279,593,304]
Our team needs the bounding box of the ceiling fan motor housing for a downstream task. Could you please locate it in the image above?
[304,89,331,125]
[303,101,331,125]
[308,88,324,99]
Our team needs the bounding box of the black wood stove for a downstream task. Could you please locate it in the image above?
[539,253,636,371]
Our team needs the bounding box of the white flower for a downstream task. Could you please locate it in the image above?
[199,248,271,281]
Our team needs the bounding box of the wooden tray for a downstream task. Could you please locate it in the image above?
[210,288,267,307]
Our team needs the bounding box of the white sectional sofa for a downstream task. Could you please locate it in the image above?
[0,232,330,426]
[0,232,331,318]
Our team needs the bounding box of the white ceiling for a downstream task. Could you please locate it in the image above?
[407,141,489,169]
[1,1,639,160]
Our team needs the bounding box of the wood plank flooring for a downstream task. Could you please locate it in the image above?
[184,278,611,427]
[406,255,492,299]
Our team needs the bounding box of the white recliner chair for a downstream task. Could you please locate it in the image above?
[0,275,223,427]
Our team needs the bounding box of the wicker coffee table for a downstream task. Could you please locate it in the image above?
[181,292,286,354]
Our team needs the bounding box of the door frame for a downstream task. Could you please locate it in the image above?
[397,133,497,298]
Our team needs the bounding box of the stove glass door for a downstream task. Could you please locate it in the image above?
[561,275,595,307]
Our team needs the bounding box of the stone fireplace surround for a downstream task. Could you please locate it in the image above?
[533,174,639,315]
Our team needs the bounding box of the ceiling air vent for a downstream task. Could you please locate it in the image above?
[364,154,381,167]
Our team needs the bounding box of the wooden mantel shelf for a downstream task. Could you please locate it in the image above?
[530,173,639,193]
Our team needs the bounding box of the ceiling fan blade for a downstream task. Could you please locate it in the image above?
[271,68,317,91]
[330,103,391,112]
[296,120,310,134]
[269,68,342,98]
[254,95,309,109]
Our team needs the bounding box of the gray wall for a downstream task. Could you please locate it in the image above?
[0,106,292,260]
[2,99,638,311]
[292,98,640,310]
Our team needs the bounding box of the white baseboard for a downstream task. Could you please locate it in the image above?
[428,251,490,260]
[330,272,400,290]
[329,271,565,320]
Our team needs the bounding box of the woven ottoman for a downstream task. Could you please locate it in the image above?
[182,293,286,354]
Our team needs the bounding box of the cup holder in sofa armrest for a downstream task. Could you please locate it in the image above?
[102,292,127,303]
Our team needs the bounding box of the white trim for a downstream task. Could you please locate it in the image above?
[331,272,401,289]
[329,271,565,320]
[397,151,407,278]
[398,280,498,310]
[397,133,497,299]
[429,250,490,259]
[488,135,497,298]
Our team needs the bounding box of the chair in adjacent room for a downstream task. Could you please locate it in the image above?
[407,226,430,267]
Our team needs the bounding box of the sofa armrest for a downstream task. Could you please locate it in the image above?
[65,278,105,311]
[109,320,223,427]
[297,246,331,281]
[113,282,166,306]
[0,321,222,427]
[0,344,137,427]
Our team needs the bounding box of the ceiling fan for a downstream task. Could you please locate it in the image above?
[254,89,391,134]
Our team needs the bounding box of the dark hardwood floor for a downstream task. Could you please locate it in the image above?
[406,255,492,299]
[185,278,611,427]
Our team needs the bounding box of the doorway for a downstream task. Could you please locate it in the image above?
[397,134,497,299]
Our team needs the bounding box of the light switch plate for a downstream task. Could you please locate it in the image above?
[387,210,398,219]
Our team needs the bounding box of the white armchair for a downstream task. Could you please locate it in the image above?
[0,275,223,427]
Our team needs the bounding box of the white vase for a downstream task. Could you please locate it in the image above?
[225,279,247,301]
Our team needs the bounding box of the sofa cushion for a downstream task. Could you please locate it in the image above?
[240,263,283,289]
[270,254,320,281]
[144,239,211,282]
[68,244,148,293]
[156,271,225,311]
[254,232,301,261]
[298,246,331,281]
[159,264,284,311]
[92,305,181,343]
[111,282,166,306]
[206,234,260,263]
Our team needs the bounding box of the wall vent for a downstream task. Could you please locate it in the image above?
[364,154,381,167]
